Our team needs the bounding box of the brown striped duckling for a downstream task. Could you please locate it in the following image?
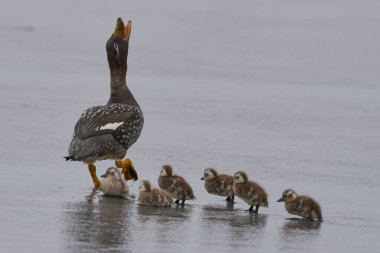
[100,167,129,198]
[277,189,323,222]
[233,171,268,213]
[201,168,234,203]
[158,165,195,205]
[137,180,173,207]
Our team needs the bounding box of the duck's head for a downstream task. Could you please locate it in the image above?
[160,165,173,177]
[101,167,123,180]
[139,180,152,192]
[277,189,297,202]
[106,18,132,76]
[201,168,218,180]
[233,171,248,184]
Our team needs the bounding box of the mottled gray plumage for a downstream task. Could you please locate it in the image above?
[65,18,143,164]
[67,104,143,163]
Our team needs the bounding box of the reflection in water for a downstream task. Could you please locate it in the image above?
[283,218,321,231]
[200,205,268,250]
[134,204,194,251]
[62,189,134,253]
[136,204,193,224]
[279,218,321,251]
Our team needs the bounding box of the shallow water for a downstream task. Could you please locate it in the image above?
[1,0,380,252]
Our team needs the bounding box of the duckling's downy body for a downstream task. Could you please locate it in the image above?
[201,168,234,203]
[101,167,129,198]
[158,165,195,205]
[277,189,323,222]
[138,180,173,207]
[233,171,268,213]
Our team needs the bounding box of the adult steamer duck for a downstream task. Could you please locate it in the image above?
[65,18,144,188]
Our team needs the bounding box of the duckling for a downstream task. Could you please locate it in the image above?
[100,167,129,198]
[158,165,195,205]
[137,180,173,207]
[201,168,234,203]
[277,189,323,222]
[232,171,268,213]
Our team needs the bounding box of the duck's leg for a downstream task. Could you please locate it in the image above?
[248,205,254,212]
[115,159,138,181]
[181,199,185,206]
[226,195,235,204]
[88,164,101,188]
[254,205,259,213]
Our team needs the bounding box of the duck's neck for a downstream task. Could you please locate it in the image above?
[107,70,138,105]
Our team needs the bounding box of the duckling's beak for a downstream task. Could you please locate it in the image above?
[100,173,107,178]
[201,177,205,180]
[277,197,284,202]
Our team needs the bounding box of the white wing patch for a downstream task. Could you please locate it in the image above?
[98,122,124,130]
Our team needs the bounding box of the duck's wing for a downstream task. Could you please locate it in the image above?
[218,175,234,189]
[298,196,321,211]
[74,104,137,140]
[173,176,195,199]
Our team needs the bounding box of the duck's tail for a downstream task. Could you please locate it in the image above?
[64,156,74,161]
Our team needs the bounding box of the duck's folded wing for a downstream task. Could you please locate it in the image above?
[296,197,313,211]
[243,182,259,199]
[74,105,135,139]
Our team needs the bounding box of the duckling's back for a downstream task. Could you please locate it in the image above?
[158,175,195,200]
[204,174,234,196]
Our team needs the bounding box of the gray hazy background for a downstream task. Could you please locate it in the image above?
[0,0,379,252]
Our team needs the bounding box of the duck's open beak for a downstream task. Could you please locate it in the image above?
[124,20,132,41]
[100,173,107,178]
[277,197,284,202]
[112,17,125,38]
[112,17,132,41]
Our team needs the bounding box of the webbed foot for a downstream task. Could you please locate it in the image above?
[115,159,138,181]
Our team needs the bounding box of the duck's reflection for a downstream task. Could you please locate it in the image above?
[200,205,268,249]
[279,218,321,250]
[134,204,194,248]
[62,189,134,253]
[136,203,194,223]
[283,218,321,232]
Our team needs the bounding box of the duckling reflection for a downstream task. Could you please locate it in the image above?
[137,204,194,224]
[283,218,322,231]
[200,205,268,247]
[62,189,133,253]
[279,218,321,250]
[135,204,194,248]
